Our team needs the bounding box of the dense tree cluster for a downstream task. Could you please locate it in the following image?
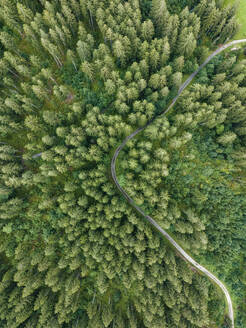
[0,0,244,327]
[117,39,246,328]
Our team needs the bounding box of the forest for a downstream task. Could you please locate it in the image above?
[0,0,245,327]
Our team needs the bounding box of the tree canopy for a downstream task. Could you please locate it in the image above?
[0,0,245,327]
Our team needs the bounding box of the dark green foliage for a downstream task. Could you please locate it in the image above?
[139,0,152,20]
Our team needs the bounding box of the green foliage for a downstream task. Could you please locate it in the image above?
[0,0,244,327]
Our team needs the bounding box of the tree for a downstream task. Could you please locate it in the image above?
[173,56,184,72]
[81,61,94,81]
[217,132,237,145]
[171,72,182,88]
[113,40,126,65]
[194,0,208,18]
[203,7,220,35]
[150,0,169,36]
[141,20,155,41]
[177,29,196,57]
[77,40,91,62]
[61,3,77,33]
[219,17,239,43]
[149,49,160,71]
[66,49,77,71]
[17,3,34,24]
[0,0,22,35]
[102,302,114,327]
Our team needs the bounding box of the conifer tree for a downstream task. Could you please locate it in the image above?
[150,0,169,36]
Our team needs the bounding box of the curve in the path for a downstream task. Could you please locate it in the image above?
[111,39,246,328]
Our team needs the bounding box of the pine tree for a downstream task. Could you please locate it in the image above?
[203,6,220,35]
[81,61,94,81]
[217,131,237,145]
[41,38,62,67]
[113,40,126,65]
[141,20,155,41]
[177,29,196,57]
[77,40,91,62]
[61,3,77,33]
[66,49,78,71]
[194,0,208,19]
[219,16,239,43]
[150,0,169,36]
[171,72,182,88]
[0,0,22,35]
[102,302,114,327]
[173,56,184,72]
[17,3,34,24]
[0,32,18,53]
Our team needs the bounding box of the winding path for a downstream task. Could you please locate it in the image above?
[111,39,246,328]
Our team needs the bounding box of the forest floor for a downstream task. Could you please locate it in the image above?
[224,0,246,39]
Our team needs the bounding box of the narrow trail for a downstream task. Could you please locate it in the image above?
[111,39,246,328]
